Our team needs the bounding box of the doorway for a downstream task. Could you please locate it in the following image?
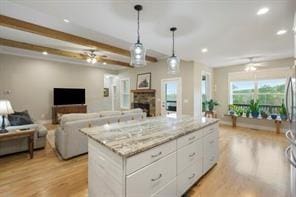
[201,71,212,116]
[161,78,182,117]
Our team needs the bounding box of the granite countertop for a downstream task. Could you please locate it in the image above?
[80,115,219,158]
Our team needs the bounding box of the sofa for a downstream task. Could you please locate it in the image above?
[0,124,48,156]
[55,109,146,159]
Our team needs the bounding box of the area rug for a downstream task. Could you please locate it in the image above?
[46,129,63,160]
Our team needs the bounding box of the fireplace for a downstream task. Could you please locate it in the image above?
[133,102,150,117]
[131,89,156,117]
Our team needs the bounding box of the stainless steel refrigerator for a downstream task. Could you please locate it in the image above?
[285,63,296,197]
[285,12,296,195]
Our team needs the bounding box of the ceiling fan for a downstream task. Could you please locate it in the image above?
[244,57,262,72]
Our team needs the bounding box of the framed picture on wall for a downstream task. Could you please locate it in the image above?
[137,72,151,89]
[104,88,109,97]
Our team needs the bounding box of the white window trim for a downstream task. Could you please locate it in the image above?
[120,78,130,109]
[229,78,286,105]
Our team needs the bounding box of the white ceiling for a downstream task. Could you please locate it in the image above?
[1,0,295,68]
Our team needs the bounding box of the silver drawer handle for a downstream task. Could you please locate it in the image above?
[151,151,162,158]
[151,173,162,182]
[188,173,195,180]
[189,152,196,158]
[188,136,196,141]
[209,140,215,144]
[285,145,296,168]
[285,130,296,146]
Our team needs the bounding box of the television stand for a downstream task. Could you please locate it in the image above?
[52,104,87,124]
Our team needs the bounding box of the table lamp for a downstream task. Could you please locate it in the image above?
[0,100,14,133]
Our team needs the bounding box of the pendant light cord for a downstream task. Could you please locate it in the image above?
[137,9,140,43]
[172,30,175,56]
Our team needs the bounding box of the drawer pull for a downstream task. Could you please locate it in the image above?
[151,151,162,158]
[188,173,195,180]
[209,140,214,144]
[189,152,196,158]
[151,173,162,182]
[188,136,196,141]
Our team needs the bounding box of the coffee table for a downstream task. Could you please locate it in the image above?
[0,129,35,159]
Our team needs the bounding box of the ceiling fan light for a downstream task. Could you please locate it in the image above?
[91,58,97,64]
[167,55,180,74]
[86,58,91,63]
[130,42,146,67]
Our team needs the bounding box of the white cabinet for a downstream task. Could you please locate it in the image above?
[203,129,219,173]
[177,138,202,174]
[177,158,203,196]
[88,122,219,197]
[127,152,177,197]
[152,178,177,197]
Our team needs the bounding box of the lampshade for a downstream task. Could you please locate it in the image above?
[167,55,180,74]
[0,100,14,115]
[130,42,146,67]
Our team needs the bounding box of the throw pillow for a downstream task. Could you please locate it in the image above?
[8,110,34,126]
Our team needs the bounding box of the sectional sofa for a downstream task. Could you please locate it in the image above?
[55,109,146,159]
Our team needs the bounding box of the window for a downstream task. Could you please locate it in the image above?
[120,78,130,109]
[230,79,285,106]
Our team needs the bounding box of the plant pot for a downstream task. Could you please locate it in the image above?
[280,114,287,121]
[246,113,250,118]
[229,110,235,115]
[251,111,259,118]
[271,114,277,120]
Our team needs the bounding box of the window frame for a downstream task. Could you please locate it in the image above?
[119,78,131,109]
[229,78,286,106]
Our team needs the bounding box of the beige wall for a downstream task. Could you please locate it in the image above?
[213,57,293,129]
[0,53,117,121]
[118,59,195,115]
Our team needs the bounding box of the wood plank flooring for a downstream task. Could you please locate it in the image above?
[0,125,290,197]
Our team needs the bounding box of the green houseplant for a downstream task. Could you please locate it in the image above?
[205,99,219,112]
[249,99,260,118]
[245,108,251,118]
[260,110,268,119]
[279,103,287,120]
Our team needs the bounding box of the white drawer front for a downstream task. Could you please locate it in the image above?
[203,130,219,173]
[203,123,218,136]
[152,178,177,197]
[126,140,176,175]
[127,152,177,197]
[177,138,202,174]
[177,159,203,196]
[177,129,203,148]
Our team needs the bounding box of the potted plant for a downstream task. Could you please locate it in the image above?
[205,99,219,112]
[260,110,268,119]
[271,114,278,120]
[279,103,287,120]
[245,108,251,118]
[249,99,260,118]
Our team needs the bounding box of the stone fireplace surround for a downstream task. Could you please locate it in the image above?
[131,89,156,117]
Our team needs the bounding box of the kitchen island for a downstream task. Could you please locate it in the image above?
[80,115,219,197]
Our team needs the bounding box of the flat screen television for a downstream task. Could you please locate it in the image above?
[53,88,85,105]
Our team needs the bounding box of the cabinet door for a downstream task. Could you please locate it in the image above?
[203,130,219,173]
[177,139,202,174]
[126,152,176,197]
[152,178,177,197]
[177,159,203,196]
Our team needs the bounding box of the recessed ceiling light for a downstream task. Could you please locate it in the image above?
[257,7,269,15]
[42,51,48,55]
[276,29,287,35]
[63,19,70,23]
[201,48,208,53]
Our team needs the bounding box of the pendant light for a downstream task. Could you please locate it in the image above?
[130,5,146,67]
[167,27,180,74]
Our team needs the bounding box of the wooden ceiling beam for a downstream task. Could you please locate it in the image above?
[0,38,132,68]
[0,15,158,63]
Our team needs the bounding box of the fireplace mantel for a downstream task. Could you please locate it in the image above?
[131,89,156,93]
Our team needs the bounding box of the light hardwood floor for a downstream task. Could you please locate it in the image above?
[0,125,290,197]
